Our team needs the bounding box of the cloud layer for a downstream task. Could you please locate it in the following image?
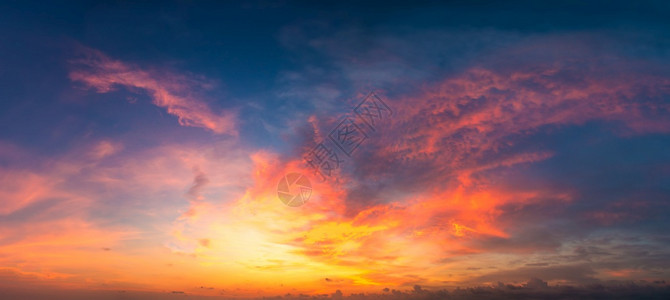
[1,2,669,297]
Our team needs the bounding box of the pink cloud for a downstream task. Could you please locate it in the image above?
[68,47,236,135]
[0,137,254,291]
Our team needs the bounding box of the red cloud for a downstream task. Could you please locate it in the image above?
[267,61,670,287]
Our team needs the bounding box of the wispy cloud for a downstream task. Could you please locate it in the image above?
[69,47,236,135]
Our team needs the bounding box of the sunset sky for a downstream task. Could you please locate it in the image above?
[1,1,670,299]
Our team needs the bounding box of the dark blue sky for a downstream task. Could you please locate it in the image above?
[2,1,669,149]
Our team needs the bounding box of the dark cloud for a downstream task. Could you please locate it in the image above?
[187,168,210,201]
[4,281,670,300]
[278,279,670,300]
[473,265,598,285]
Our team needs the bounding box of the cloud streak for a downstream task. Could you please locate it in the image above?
[69,47,236,135]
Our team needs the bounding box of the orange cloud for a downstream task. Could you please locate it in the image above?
[0,157,139,290]
[234,62,670,289]
[0,139,254,294]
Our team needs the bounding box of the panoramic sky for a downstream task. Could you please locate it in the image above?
[1,1,670,299]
